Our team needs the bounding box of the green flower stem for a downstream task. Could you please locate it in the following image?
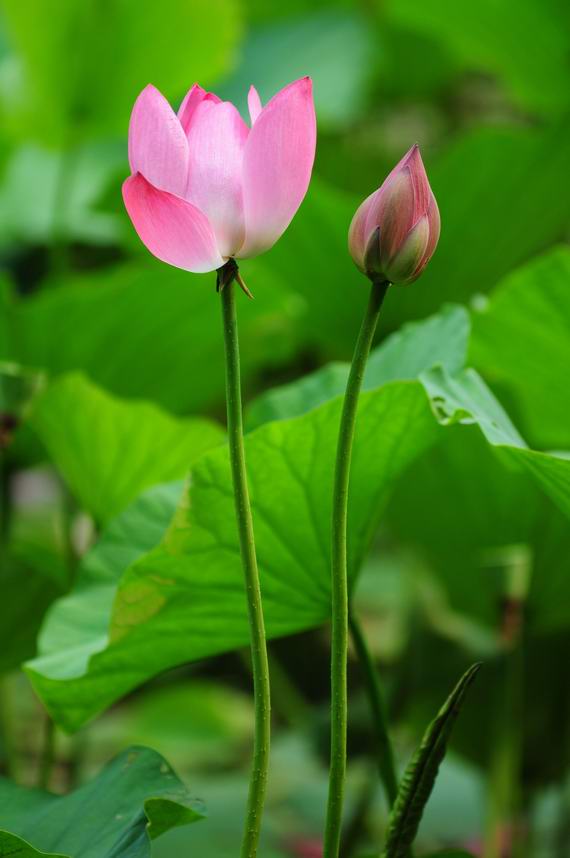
[484,555,529,858]
[324,278,389,858]
[349,613,398,807]
[38,715,56,790]
[219,270,270,858]
[0,676,19,782]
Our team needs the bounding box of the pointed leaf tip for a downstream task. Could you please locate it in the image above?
[382,663,481,858]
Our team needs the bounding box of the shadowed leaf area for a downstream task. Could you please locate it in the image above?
[0,747,204,858]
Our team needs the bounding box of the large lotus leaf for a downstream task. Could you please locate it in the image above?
[25,306,465,727]
[27,380,439,731]
[246,304,469,428]
[0,0,242,141]
[470,246,570,449]
[10,262,299,415]
[383,0,570,116]
[25,303,570,730]
[34,481,182,677]
[0,746,204,857]
[28,373,224,523]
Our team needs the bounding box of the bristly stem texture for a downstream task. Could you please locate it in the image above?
[219,267,271,858]
[324,278,389,858]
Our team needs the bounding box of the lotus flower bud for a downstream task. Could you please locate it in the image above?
[348,144,440,285]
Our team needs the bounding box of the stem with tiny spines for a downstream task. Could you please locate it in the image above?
[324,278,389,858]
[219,266,270,858]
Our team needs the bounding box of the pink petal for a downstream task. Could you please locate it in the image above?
[123,173,223,274]
[405,144,432,222]
[365,168,415,263]
[178,84,221,135]
[412,194,441,278]
[128,85,189,198]
[185,100,249,257]
[423,194,441,262]
[248,85,263,125]
[348,189,379,273]
[239,77,316,258]
[386,215,430,284]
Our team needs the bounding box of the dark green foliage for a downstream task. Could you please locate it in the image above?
[0,747,204,857]
[0,0,569,854]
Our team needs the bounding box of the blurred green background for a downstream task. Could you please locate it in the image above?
[1,1,569,856]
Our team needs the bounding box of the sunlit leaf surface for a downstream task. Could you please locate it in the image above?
[26,307,570,730]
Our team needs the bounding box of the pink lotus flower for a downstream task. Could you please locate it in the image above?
[123,78,316,273]
[348,144,440,285]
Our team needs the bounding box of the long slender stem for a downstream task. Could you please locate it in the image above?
[38,715,56,790]
[483,553,529,858]
[220,273,270,858]
[349,613,398,807]
[0,450,19,783]
[0,676,19,781]
[324,279,389,858]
